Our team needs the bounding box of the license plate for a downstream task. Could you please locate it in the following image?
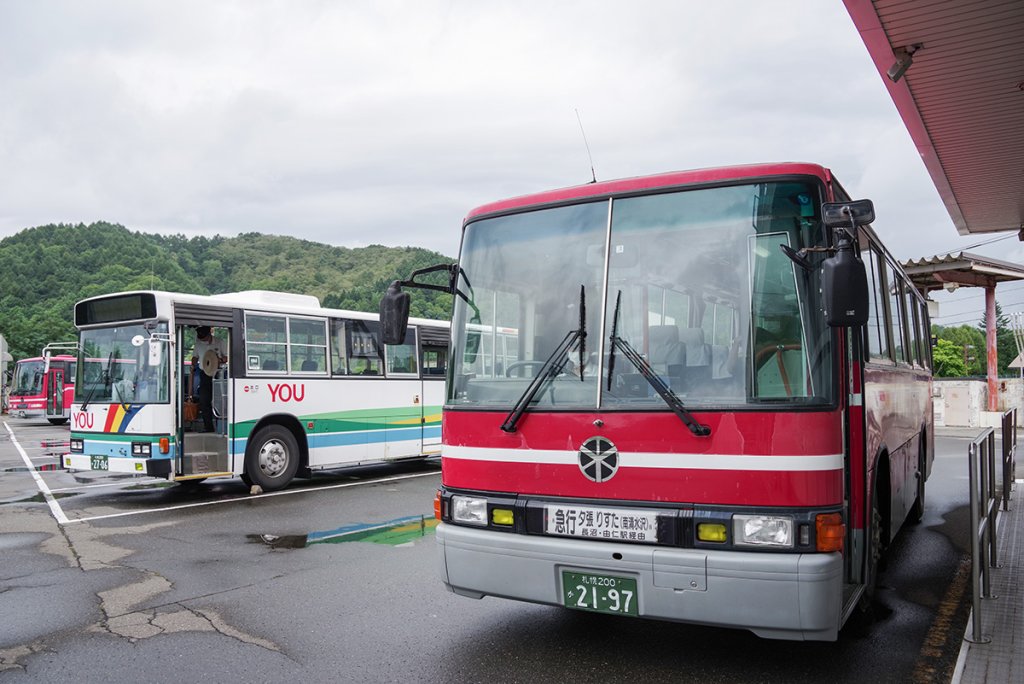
[90,455,109,471]
[545,504,659,542]
[562,571,638,616]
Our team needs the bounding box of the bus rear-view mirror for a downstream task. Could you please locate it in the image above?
[822,199,875,229]
[820,199,874,327]
[380,281,411,346]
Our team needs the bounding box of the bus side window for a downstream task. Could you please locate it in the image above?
[862,245,888,360]
[422,344,448,377]
[330,319,349,375]
[346,319,382,376]
[384,327,418,376]
[246,314,288,373]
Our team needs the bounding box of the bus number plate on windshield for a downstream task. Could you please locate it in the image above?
[90,455,108,471]
[544,504,658,543]
[562,571,638,616]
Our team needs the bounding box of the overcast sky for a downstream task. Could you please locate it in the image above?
[1,1,1019,326]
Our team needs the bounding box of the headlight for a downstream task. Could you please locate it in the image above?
[70,439,84,453]
[451,495,488,526]
[733,515,794,548]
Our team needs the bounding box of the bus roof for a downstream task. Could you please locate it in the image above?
[75,290,448,329]
[465,162,832,221]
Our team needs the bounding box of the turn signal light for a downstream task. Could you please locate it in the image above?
[434,490,442,520]
[159,437,170,454]
[697,523,727,543]
[491,508,514,526]
[816,513,845,552]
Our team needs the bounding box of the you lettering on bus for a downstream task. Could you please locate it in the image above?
[72,413,95,430]
[268,383,305,403]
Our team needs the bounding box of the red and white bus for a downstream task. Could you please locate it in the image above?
[9,344,78,425]
[382,162,933,641]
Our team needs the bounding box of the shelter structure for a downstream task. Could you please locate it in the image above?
[902,252,1024,411]
[846,0,1024,414]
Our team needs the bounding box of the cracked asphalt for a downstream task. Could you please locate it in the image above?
[1,418,981,683]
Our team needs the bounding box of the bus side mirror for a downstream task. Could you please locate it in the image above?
[821,238,869,327]
[380,281,411,345]
[822,199,875,229]
[820,199,874,328]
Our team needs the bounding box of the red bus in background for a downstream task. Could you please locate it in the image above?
[382,162,933,641]
[9,344,78,425]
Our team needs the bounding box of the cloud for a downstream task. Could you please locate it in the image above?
[0,0,1004,302]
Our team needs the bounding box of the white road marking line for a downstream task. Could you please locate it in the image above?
[3,421,70,525]
[63,470,441,524]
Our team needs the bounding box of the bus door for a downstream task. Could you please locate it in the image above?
[176,322,232,479]
[45,368,64,419]
[383,327,423,459]
[419,330,449,454]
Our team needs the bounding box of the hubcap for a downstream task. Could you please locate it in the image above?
[258,439,289,478]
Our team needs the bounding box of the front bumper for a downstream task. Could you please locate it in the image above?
[63,453,172,478]
[437,522,843,641]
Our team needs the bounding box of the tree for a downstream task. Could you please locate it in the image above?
[932,338,967,377]
[934,324,984,375]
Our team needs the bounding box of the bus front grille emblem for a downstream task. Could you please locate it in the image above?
[578,436,619,483]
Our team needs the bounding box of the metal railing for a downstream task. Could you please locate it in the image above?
[965,408,1017,644]
[1000,408,1017,511]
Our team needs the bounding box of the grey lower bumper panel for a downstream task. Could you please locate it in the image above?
[437,523,844,641]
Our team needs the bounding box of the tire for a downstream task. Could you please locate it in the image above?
[909,438,926,524]
[857,479,884,618]
[244,425,300,492]
[48,417,69,426]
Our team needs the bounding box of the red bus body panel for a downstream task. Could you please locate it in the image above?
[443,410,844,507]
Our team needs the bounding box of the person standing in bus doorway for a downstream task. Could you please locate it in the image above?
[191,326,227,432]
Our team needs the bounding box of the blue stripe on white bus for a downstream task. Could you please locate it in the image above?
[230,425,442,455]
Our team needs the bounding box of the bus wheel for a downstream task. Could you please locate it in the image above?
[244,425,299,492]
[857,480,884,619]
[48,417,69,426]
[909,438,926,524]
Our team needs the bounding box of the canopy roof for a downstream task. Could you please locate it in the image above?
[844,0,1024,236]
[902,251,1024,293]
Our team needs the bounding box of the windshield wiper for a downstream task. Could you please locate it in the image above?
[501,285,586,433]
[82,351,115,412]
[606,291,711,437]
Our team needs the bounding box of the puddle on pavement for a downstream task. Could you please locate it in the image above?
[123,482,176,491]
[248,514,439,550]
[3,462,62,473]
[8,491,80,504]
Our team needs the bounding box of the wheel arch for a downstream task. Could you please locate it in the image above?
[245,413,309,470]
[872,447,893,547]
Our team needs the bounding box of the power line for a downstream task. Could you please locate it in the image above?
[931,232,1017,255]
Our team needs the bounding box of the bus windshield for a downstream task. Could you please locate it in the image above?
[76,323,171,405]
[12,360,44,396]
[449,180,834,410]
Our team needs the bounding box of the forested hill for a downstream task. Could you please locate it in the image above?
[0,222,453,360]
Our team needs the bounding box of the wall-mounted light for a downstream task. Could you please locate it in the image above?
[887,44,923,83]
[944,281,959,293]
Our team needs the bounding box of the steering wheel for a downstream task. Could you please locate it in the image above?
[505,360,547,378]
